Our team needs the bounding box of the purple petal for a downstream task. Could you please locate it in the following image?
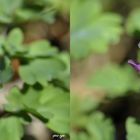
[128,59,140,72]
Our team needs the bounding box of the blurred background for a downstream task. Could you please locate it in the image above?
[71,0,140,140]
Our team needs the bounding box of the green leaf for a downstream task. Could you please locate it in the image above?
[30,0,70,13]
[71,95,115,140]
[87,64,140,98]
[0,0,22,23]
[0,36,5,55]
[7,28,24,46]
[0,117,24,140]
[47,0,70,12]
[5,85,70,134]
[5,87,24,111]
[40,86,69,134]
[19,58,66,85]
[4,28,27,56]
[0,57,13,84]
[56,53,70,89]
[15,8,55,23]
[126,117,140,140]
[126,8,140,34]
[25,40,58,58]
[71,94,99,129]
[87,112,115,140]
[15,9,39,22]
[71,0,122,59]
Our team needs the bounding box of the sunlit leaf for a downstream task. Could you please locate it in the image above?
[71,0,122,59]
[126,8,140,34]
[4,28,27,56]
[0,117,24,140]
[0,0,22,23]
[87,112,115,140]
[126,117,140,140]
[87,64,140,98]
[25,40,58,58]
[19,58,66,85]
[5,85,70,134]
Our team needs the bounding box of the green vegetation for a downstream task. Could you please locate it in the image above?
[0,0,69,139]
[71,0,140,140]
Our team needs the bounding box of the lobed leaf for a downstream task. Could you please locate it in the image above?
[87,64,140,98]
[19,58,66,86]
[0,117,24,140]
[5,85,70,134]
[71,0,123,59]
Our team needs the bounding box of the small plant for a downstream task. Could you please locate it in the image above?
[0,27,70,139]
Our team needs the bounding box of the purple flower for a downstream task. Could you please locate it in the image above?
[128,59,140,72]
